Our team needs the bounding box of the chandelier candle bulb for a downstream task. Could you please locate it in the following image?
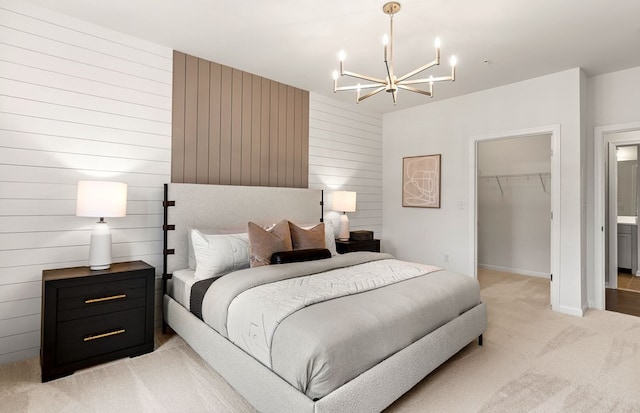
[383,34,389,61]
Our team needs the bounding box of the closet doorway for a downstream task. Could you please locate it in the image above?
[469,126,560,311]
[477,135,552,282]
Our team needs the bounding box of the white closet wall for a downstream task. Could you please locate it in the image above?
[477,134,551,277]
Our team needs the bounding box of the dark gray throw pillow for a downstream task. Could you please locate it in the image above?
[270,248,331,265]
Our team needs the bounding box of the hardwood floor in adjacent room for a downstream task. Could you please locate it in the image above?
[618,271,640,292]
[606,287,640,317]
[607,272,640,317]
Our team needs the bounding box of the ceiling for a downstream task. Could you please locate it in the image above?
[28,0,640,114]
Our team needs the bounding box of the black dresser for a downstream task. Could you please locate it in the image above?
[41,261,155,382]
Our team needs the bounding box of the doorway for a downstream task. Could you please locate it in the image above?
[477,135,552,280]
[469,125,560,311]
[595,129,640,317]
[594,123,640,311]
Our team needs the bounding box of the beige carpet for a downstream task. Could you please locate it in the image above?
[2,269,640,413]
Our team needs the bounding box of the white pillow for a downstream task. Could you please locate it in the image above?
[301,221,338,256]
[187,227,245,269]
[191,229,250,281]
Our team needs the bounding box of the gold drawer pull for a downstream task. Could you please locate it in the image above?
[85,294,126,304]
[84,329,125,342]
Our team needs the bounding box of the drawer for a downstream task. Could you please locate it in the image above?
[57,278,147,319]
[56,307,146,365]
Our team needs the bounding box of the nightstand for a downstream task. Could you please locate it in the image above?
[335,239,381,254]
[41,261,155,382]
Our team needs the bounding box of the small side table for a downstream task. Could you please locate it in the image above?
[41,261,155,382]
[335,239,381,254]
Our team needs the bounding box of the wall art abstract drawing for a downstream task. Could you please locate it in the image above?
[402,154,441,208]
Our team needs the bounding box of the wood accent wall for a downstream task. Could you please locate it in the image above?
[172,51,309,188]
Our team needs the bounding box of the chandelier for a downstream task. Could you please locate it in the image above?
[332,1,457,105]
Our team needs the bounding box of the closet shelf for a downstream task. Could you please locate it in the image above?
[479,172,551,195]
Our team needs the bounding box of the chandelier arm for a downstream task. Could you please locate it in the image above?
[399,75,453,86]
[384,60,394,92]
[395,60,439,83]
[357,86,386,103]
[341,70,387,85]
[397,84,433,96]
[335,82,386,92]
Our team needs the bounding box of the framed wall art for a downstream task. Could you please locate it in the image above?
[402,154,441,208]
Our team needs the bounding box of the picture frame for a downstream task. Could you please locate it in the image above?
[402,154,441,208]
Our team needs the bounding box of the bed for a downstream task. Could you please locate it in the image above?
[162,183,487,413]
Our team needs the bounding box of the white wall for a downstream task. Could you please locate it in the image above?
[308,93,383,239]
[477,135,551,276]
[587,66,640,306]
[383,68,586,315]
[0,0,172,364]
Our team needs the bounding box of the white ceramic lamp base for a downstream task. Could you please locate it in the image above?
[338,213,350,241]
[89,221,112,270]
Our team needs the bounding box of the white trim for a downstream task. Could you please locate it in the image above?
[593,121,640,309]
[469,125,561,311]
[607,143,618,290]
[478,264,550,279]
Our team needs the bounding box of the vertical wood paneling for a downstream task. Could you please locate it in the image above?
[172,51,309,189]
[301,91,310,188]
[171,52,185,182]
[294,89,303,188]
[208,63,222,184]
[286,86,295,187]
[0,0,172,365]
[196,59,210,183]
[260,78,271,187]
[278,83,287,187]
[308,93,383,239]
[219,66,233,185]
[251,75,262,186]
[269,81,280,187]
[241,72,252,186]
[183,55,198,183]
[230,69,243,186]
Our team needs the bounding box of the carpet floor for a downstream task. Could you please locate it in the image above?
[1,269,639,413]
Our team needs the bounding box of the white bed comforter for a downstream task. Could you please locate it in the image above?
[200,252,481,399]
[226,258,441,368]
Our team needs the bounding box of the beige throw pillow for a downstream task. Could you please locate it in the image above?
[247,220,293,267]
[289,221,326,250]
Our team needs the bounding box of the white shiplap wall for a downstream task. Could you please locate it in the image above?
[309,93,383,238]
[0,0,172,365]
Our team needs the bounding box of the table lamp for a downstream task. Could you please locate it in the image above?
[76,181,127,270]
[333,191,356,241]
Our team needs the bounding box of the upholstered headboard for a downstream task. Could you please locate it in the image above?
[162,183,323,278]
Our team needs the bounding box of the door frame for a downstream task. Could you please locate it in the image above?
[469,125,561,310]
[594,122,640,309]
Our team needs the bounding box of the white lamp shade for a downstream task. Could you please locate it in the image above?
[333,191,357,212]
[76,181,127,218]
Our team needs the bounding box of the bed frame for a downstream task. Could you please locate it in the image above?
[162,183,487,413]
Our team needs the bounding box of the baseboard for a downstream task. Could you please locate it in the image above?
[554,304,586,317]
[478,263,550,279]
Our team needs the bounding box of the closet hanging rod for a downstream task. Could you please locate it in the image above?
[479,172,551,180]
[479,172,551,195]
